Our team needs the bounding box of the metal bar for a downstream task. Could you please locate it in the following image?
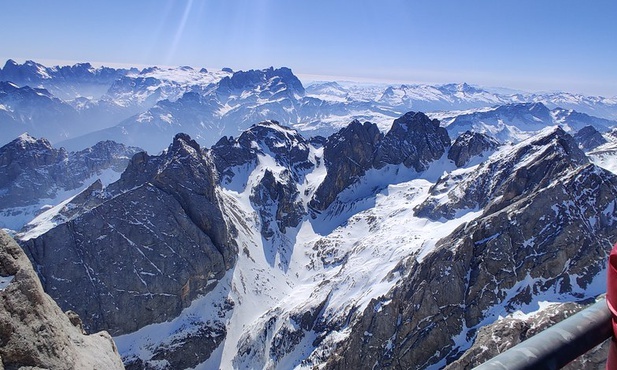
[473,299,613,370]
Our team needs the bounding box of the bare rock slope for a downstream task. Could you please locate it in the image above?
[0,230,124,370]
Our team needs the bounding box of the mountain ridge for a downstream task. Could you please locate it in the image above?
[2,59,617,154]
[10,112,617,368]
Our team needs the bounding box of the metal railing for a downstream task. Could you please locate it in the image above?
[473,299,612,370]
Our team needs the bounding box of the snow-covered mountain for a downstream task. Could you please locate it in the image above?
[2,59,617,154]
[14,112,617,369]
[0,134,141,231]
[433,102,617,143]
[0,59,132,100]
[3,59,617,368]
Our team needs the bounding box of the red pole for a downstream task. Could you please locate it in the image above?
[607,244,617,369]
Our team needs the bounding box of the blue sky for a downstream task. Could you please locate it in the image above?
[1,0,615,96]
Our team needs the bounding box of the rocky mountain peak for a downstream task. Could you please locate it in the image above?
[0,59,128,90]
[448,131,500,167]
[574,125,608,151]
[20,133,237,336]
[416,126,589,220]
[309,119,382,211]
[311,113,451,211]
[2,58,18,69]
[169,131,204,158]
[4,132,54,153]
[439,82,483,95]
[0,59,49,82]
[217,67,305,98]
[374,111,451,171]
[0,134,66,176]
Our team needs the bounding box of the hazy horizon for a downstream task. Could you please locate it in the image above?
[1,0,616,96]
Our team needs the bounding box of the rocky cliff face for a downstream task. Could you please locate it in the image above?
[0,230,124,369]
[20,133,237,336]
[310,119,382,211]
[311,111,450,211]
[325,128,617,369]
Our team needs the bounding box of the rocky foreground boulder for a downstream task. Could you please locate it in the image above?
[0,230,124,369]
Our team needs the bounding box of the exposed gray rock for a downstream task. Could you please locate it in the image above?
[311,112,451,211]
[0,230,124,370]
[250,169,305,240]
[574,125,608,151]
[309,120,382,211]
[374,111,450,171]
[19,133,237,336]
[448,131,499,167]
[415,127,588,220]
[325,129,617,369]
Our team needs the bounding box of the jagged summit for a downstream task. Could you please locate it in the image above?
[4,132,53,151]
[218,66,304,95]
[310,112,450,211]
[375,111,450,171]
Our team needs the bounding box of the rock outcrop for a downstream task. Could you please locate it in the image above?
[20,134,237,335]
[310,111,450,211]
[0,230,124,369]
[448,131,500,167]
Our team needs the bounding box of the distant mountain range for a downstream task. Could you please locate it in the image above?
[1,59,616,153]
